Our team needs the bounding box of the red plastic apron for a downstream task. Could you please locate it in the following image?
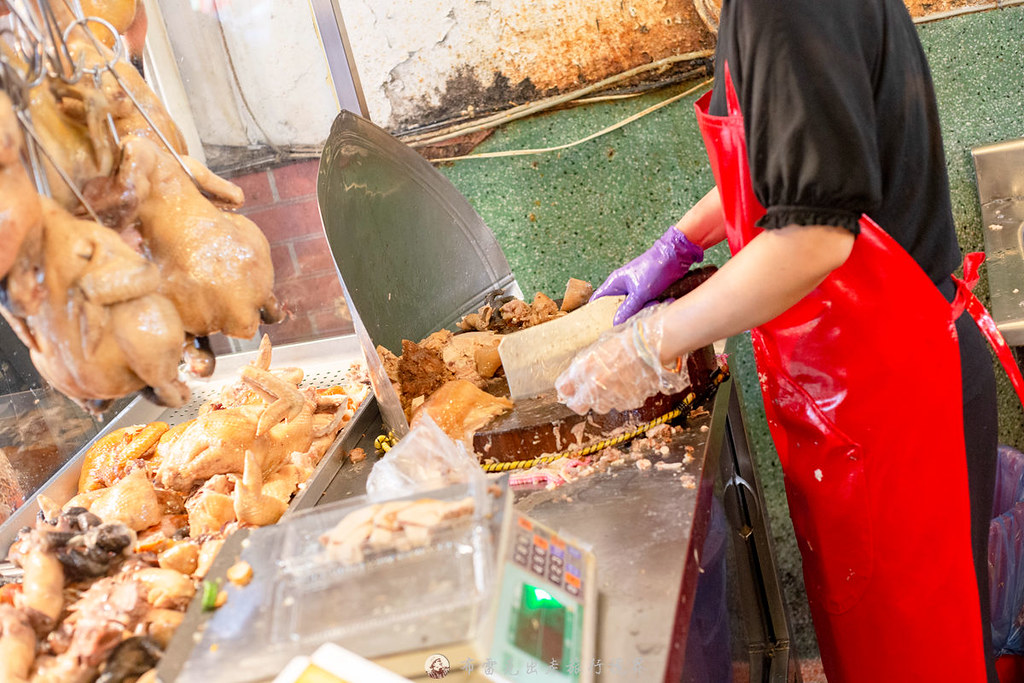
[694,67,998,681]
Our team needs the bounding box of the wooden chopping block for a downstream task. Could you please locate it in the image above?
[474,344,718,462]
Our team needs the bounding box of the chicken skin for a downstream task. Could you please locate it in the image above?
[0,91,43,281]
[10,66,118,212]
[0,197,188,411]
[65,32,189,155]
[0,604,36,683]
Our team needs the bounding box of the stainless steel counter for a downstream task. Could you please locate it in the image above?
[155,363,800,682]
[301,383,726,683]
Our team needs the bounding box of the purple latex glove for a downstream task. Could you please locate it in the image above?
[592,226,704,325]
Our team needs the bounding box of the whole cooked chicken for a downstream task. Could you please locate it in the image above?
[87,135,281,339]
[0,196,189,412]
[37,0,184,155]
[155,397,314,492]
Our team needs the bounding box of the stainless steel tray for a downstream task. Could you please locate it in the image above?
[0,334,370,555]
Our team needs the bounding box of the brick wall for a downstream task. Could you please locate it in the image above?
[226,160,354,350]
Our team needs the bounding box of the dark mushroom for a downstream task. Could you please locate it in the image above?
[92,524,134,553]
[96,636,163,683]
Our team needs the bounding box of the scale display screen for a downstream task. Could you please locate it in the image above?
[488,514,595,683]
[512,584,568,664]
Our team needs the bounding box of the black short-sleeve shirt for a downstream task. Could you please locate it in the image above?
[708,0,962,285]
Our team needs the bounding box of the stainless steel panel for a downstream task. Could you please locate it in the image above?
[972,138,1024,346]
[309,0,369,117]
[317,111,521,435]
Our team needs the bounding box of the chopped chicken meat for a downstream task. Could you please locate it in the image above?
[410,379,513,444]
[78,422,169,493]
[0,604,36,683]
[68,468,163,532]
[320,497,475,566]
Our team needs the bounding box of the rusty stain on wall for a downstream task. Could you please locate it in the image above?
[484,0,713,91]
[345,0,1006,134]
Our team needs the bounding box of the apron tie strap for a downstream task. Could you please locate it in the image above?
[951,251,1024,407]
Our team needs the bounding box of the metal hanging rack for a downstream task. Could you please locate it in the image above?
[0,0,201,221]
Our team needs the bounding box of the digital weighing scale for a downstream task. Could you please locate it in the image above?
[484,512,597,683]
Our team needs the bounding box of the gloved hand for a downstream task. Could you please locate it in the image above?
[555,302,691,415]
[592,226,704,325]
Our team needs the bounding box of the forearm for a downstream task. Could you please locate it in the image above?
[657,224,855,362]
[674,186,727,249]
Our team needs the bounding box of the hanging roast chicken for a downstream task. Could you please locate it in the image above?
[0,3,281,412]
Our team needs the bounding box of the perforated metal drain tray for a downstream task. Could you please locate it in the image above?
[0,334,373,555]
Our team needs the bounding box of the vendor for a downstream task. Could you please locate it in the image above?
[556,1,1001,680]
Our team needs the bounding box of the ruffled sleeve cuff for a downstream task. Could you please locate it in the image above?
[756,206,862,235]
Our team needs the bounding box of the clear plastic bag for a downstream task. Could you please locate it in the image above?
[990,502,1024,655]
[988,446,1024,655]
[993,445,1024,518]
[365,415,487,501]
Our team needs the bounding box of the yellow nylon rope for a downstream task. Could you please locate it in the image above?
[373,368,729,472]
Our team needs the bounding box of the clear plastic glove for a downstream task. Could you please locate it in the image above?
[555,302,691,415]
[592,226,704,325]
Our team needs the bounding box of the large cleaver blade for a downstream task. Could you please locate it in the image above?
[498,295,625,401]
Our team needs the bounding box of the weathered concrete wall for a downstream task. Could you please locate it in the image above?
[344,0,716,132]
[149,0,1007,153]
[344,0,1004,133]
